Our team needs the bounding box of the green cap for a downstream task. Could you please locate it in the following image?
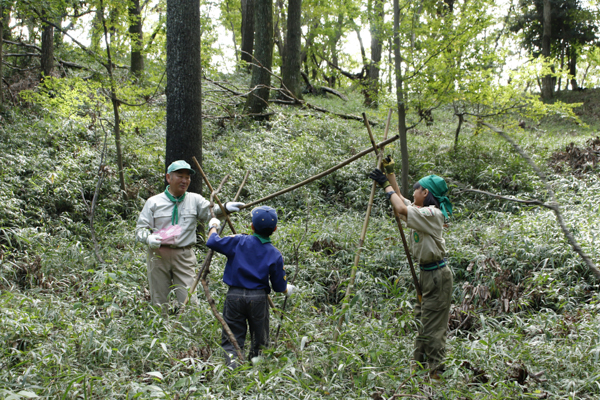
[167,160,196,175]
[418,174,452,220]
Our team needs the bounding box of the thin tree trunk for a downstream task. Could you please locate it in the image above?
[40,20,54,79]
[244,0,273,116]
[100,0,127,199]
[365,0,383,107]
[224,0,239,62]
[129,0,144,76]
[166,0,203,193]
[541,0,553,100]
[394,0,409,197]
[569,45,578,90]
[281,0,303,100]
[240,0,254,65]
[0,3,3,107]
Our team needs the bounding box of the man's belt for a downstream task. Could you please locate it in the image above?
[420,259,446,271]
[160,244,193,249]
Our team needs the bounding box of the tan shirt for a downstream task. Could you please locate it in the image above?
[135,192,216,248]
[402,199,446,265]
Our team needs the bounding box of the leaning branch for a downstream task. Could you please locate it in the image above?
[479,121,600,279]
[240,134,401,209]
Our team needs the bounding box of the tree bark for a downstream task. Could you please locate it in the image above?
[541,0,553,100]
[40,20,54,79]
[365,0,383,107]
[244,0,273,116]
[166,0,203,194]
[281,0,303,100]
[0,3,3,107]
[129,0,144,76]
[569,45,578,90]
[394,0,409,197]
[240,0,255,65]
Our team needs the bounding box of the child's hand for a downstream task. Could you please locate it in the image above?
[382,155,395,174]
[209,218,221,230]
[285,284,297,297]
[368,168,391,189]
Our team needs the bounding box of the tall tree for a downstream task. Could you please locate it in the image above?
[365,0,384,107]
[541,0,553,99]
[393,0,409,196]
[281,0,303,100]
[244,0,273,116]
[166,0,203,193]
[240,0,254,64]
[129,0,144,75]
[0,2,3,107]
[40,19,54,79]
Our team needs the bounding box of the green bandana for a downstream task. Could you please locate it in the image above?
[164,186,186,225]
[418,175,453,220]
[253,232,272,244]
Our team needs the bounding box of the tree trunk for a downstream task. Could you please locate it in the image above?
[541,0,553,100]
[0,3,3,107]
[281,0,302,100]
[569,45,578,90]
[244,0,273,116]
[240,0,255,65]
[129,0,144,76]
[41,21,54,79]
[167,0,203,194]
[365,0,383,107]
[394,0,409,197]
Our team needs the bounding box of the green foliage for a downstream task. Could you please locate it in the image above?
[2,85,600,398]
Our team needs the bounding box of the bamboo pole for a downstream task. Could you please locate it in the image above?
[333,110,393,341]
[184,171,249,305]
[239,135,401,210]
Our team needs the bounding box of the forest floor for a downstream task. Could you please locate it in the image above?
[0,82,599,399]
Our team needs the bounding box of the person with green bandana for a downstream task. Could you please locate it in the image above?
[135,160,244,308]
[369,158,453,380]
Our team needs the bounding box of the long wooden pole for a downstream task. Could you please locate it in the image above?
[334,110,393,341]
[240,135,401,210]
[184,171,249,305]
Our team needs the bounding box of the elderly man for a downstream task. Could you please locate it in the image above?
[136,160,244,308]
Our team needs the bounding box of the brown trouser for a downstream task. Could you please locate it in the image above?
[414,265,453,371]
[147,246,198,306]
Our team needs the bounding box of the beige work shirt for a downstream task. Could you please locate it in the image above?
[136,191,216,248]
[402,199,446,265]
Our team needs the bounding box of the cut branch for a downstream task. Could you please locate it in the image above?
[240,134,401,209]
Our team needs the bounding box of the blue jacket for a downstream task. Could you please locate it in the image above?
[206,233,287,293]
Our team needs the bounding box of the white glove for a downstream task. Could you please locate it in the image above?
[147,234,162,249]
[226,202,244,213]
[209,218,221,230]
[285,284,297,297]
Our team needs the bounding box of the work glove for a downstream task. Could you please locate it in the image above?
[368,168,391,189]
[382,155,395,174]
[147,234,162,249]
[285,284,297,297]
[209,218,221,230]
[225,202,244,213]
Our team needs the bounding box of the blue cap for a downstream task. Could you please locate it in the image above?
[167,160,196,175]
[251,206,278,234]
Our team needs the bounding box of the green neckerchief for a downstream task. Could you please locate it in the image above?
[164,186,186,225]
[253,232,271,244]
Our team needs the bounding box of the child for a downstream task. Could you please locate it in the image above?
[206,206,296,368]
[369,162,453,379]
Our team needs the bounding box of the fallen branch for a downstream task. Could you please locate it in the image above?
[479,121,600,279]
[240,134,401,210]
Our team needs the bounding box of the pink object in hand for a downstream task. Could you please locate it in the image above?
[155,225,182,245]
